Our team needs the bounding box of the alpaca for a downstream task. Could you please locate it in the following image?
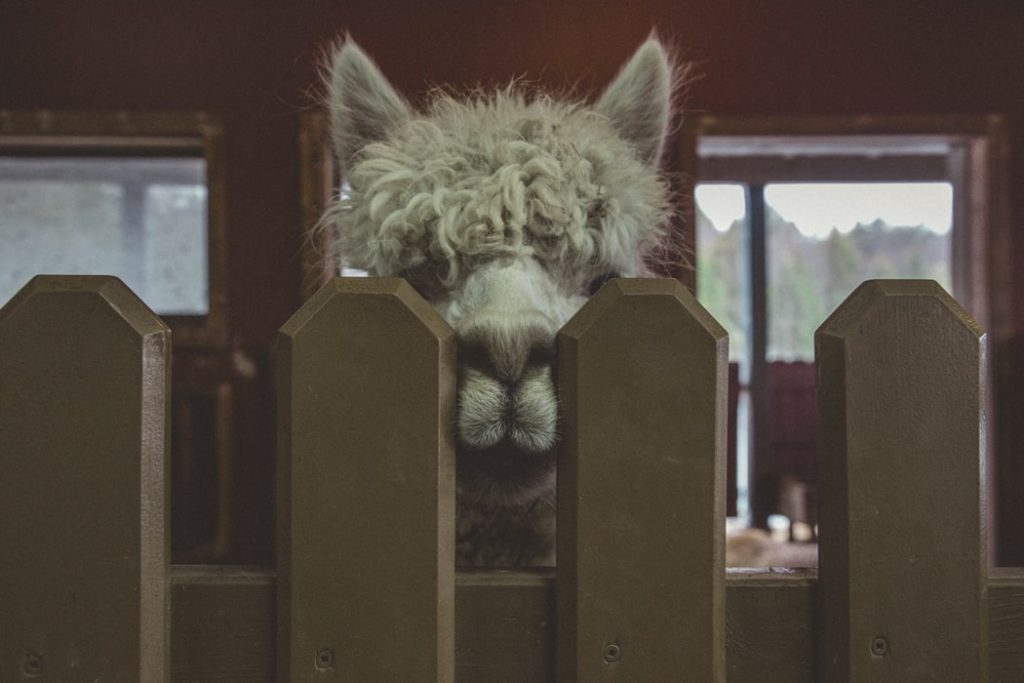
[323,38,819,573]
[323,37,678,566]
[322,38,819,569]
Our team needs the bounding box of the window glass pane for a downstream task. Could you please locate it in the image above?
[0,157,208,314]
[695,183,749,368]
[696,183,752,519]
[144,184,208,313]
[337,180,368,277]
[765,182,953,360]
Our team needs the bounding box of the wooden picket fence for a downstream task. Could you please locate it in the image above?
[1,274,1022,682]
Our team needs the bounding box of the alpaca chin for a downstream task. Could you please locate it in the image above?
[456,363,558,507]
[456,440,556,509]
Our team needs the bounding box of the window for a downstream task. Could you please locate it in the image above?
[0,111,227,346]
[297,112,391,299]
[699,181,953,361]
[683,116,1007,542]
[0,156,208,314]
[0,111,233,563]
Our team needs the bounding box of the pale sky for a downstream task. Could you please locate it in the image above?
[696,183,953,239]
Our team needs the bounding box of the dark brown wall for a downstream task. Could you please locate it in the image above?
[2,0,1022,563]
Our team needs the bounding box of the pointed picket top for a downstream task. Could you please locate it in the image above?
[0,273,168,337]
[560,277,728,344]
[276,276,456,683]
[279,275,452,343]
[0,274,169,683]
[558,277,727,682]
[816,278,987,682]
[817,279,983,342]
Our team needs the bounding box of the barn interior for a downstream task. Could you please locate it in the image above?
[1,0,1022,570]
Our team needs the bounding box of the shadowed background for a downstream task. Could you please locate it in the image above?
[1,0,1022,565]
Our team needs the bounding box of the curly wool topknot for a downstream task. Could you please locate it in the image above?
[324,89,672,285]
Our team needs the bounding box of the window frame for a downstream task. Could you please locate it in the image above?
[298,110,339,302]
[681,115,1010,546]
[682,115,1010,326]
[0,110,228,348]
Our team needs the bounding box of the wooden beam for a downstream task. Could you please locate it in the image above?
[276,277,456,682]
[990,567,1024,681]
[557,279,727,682]
[0,275,170,682]
[170,566,275,680]
[816,280,988,681]
[167,567,1024,682]
[698,154,950,183]
[0,157,204,185]
[748,184,771,530]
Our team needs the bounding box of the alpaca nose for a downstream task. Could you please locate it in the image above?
[456,312,556,383]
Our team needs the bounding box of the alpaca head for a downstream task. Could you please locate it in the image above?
[324,38,677,511]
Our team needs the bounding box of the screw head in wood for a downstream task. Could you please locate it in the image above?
[870,636,890,657]
[603,642,622,663]
[315,647,335,670]
[22,652,42,676]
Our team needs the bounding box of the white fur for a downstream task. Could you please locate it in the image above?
[324,37,678,566]
[597,39,675,165]
[327,40,413,174]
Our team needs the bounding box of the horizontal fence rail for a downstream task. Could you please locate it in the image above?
[0,275,1016,682]
[164,565,1024,683]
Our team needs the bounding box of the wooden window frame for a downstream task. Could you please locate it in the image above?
[298,111,338,302]
[0,109,229,348]
[680,115,1010,550]
[680,114,1010,336]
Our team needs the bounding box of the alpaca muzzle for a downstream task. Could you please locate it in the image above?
[456,363,558,453]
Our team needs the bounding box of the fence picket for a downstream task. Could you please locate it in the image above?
[0,275,170,682]
[816,279,988,681]
[276,277,456,682]
[1,272,1006,681]
[557,278,727,682]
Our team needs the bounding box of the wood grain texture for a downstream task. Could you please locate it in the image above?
[990,568,1024,682]
[455,570,556,683]
[557,279,728,682]
[0,275,169,682]
[725,569,816,682]
[167,567,1024,682]
[171,566,276,682]
[276,277,456,682]
[816,280,988,682]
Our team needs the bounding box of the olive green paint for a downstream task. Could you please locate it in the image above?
[816,280,988,681]
[0,275,170,682]
[276,277,456,682]
[1,276,1003,682]
[557,279,728,682]
[165,567,1024,682]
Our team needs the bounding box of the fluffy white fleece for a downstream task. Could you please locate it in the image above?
[325,90,671,289]
[322,37,681,566]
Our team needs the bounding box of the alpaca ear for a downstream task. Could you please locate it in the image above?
[327,39,412,172]
[596,38,673,166]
